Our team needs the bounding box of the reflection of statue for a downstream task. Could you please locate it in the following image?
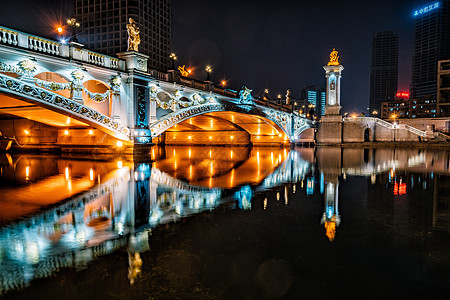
[239,86,253,105]
[328,48,340,66]
[127,18,140,51]
[320,181,340,242]
[128,252,143,285]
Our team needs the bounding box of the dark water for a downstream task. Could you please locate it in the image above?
[0,146,449,299]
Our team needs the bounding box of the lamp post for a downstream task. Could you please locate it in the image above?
[169,53,177,70]
[66,17,80,43]
[205,65,212,82]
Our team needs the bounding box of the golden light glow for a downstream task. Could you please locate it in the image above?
[89,168,94,181]
[116,141,123,147]
[221,80,227,86]
[169,53,177,60]
[65,167,70,180]
[24,129,30,136]
[66,118,71,125]
[230,135,234,140]
[25,166,30,181]
[188,136,192,140]
[324,221,336,242]
[209,136,212,140]
[188,148,191,158]
[117,161,123,169]
[263,198,268,210]
[230,150,233,159]
[205,65,212,73]
[189,164,193,179]
[64,130,69,136]
[88,129,94,136]
[57,27,63,34]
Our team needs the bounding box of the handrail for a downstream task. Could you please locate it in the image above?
[0,25,124,71]
[404,124,427,137]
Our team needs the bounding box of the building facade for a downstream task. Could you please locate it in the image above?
[369,31,399,116]
[411,0,450,99]
[301,85,326,117]
[381,98,437,119]
[73,0,171,71]
[438,59,450,116]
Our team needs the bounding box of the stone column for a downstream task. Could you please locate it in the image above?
[317,50,344,144]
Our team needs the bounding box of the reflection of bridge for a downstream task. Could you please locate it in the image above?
[0,25,313,151]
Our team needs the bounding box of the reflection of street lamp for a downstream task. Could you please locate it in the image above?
[169,53,177,70]
[205,65,212,82]
[66,18,80,43]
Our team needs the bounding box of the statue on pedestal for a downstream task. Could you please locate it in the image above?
[127,18,141,52]
[328,48,340,66]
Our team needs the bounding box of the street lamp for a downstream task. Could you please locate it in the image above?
[66,17,80,43]
[169,53,177,70]
[205,65,212,82]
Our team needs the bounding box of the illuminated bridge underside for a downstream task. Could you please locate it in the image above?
[0,74,130,141]
[151,102,313,144]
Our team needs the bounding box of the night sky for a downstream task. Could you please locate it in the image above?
[1,0,418,113]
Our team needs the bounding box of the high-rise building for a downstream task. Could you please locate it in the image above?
[73,0,171,71]
[369,31,399,116]
[411,1,450,100]
[301,85,326,117]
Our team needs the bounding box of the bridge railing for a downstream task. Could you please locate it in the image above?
[0,25,125,71]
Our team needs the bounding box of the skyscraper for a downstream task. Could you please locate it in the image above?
[301,85,326,117]
[73,0,171,71]
[369,31,399,116]
[411,0,450,100]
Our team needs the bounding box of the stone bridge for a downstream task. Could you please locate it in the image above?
[0,25,313,150]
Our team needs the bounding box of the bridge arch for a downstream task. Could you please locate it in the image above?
[150,102,293,144]
[0,73,130,140]
[83,79,111,116]
[34,71,71,99]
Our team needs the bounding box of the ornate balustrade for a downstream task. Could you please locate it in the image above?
[0,25,125,71]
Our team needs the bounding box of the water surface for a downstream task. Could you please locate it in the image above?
[0,146,449,299]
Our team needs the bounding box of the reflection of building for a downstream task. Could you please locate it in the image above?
[411,1,450,99]
[73,0,171,71]
[301,86,326,117]
[369,31,399,116]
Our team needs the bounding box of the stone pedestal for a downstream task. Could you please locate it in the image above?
[317,60,344,144]
[118,51,149,72]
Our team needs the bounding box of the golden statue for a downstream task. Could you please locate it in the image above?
[178,65,190,77]
[127,18,141,52]
[328,48,340,66]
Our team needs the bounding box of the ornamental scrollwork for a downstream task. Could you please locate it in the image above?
[0,60,113,103]
[0,73,129,138]
[149,83,215,111]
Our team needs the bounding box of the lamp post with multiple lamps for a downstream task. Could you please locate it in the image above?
[205,65,212,82]
[66,17,80,43]
[169,53,177,70]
